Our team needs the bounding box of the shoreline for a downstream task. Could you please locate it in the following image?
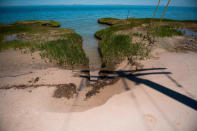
[1,18,197,101]
[0,18,197,130]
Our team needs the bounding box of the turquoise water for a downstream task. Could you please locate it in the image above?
[0,5,197,70]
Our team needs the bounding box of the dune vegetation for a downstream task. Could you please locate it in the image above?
[0,21,89,68]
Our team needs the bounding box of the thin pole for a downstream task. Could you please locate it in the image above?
[159,0,171,26]
[152,0,161,22]
[147,0,161,43]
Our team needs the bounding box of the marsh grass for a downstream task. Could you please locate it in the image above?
[98,33,147,69]
[37,34,88,66]
[99,35,131,66]
[0,21,89,68]
[1,23,45,35]
[153,25,183,37]
[95,23,135,40]
[98,18,124,25]
[0,40,34,51]
[96,17,195,69]
[0,21,61,41]
[97,17,197,38]
[0,34,88,67]
[96,18,153,69]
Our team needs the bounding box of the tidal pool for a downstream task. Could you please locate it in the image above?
[178,29,197,37]
[5,35,28,42]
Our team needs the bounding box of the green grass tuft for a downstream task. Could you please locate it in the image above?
[154,25,183,37]
[37,34,88,66]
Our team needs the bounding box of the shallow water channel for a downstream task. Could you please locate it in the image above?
[82,34,101,71]
[76,20,108,81]
[73,21,107,80]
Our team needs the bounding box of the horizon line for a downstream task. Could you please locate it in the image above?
[0,4,196,7]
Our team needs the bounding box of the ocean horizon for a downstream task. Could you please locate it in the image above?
[0,4,197,7]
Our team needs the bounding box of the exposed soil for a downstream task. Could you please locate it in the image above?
[86,76,120,99]
[53,83,77,99]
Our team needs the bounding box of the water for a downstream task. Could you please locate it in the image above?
[0,5,197,71]
[5,35,28,42]
[5,35,19,41]
[177,29,197,37]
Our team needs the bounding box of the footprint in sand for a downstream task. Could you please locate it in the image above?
[144,114,157,129]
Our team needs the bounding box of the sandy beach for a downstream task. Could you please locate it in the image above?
[0,40,197,131]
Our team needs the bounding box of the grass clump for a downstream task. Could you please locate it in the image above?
[37,34,88,67]
[154,25,183,37]
[98,33,147,69]
[99,35,131,66]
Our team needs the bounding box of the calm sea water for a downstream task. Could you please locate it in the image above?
[0,5,197,70]
[0,5,197,32]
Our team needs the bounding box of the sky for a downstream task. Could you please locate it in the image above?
[0,0,197,7]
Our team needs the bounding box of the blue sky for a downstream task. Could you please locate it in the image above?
[0,0,197,7]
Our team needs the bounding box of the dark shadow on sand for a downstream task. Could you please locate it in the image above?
[80,68,197,111]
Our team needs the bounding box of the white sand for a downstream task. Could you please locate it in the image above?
[0,49,197,131]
